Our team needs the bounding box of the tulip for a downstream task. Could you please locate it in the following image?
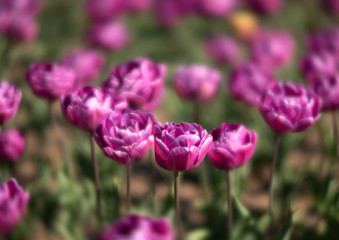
[94,109,155,212]
[0,81,21,126]
[246,0,283,14]
[323,0,339,14]
[26,62,76,102]
[103,57,166,111]
[85,0,125,21]
[61,49,105,87]
[88,21,129,51]
[7,15,38,41]
[153,122,212,235]
[249,30,294,70]
[100,215,176,240]
[204,35,239,64]
[0,178,29,235]
[307,28,339,58]
[0,10,11,35]
[0,129,25,162]
[197,0,237,18]
[208,123,257,236]
[228,61,275,106]
[61,86,127,220]
[126,0,152,12]
[256,81,321,220]
[173,64,221,102]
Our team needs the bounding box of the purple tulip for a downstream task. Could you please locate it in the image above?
[228,61,275,105]
[173,64,221,102]
[85,0,125,21]
[88,21,129,51]
[307,28,339,58]
[250,30,294,70]
[0,9,11,34]
[94,109,155,164]
[102,57,166,111]
[0,129,25,162]
[0,178,29,235]
[61,86,127,132]
[7,15,38,41]
[208,123,257,171]
[300,52,338,84]
[153,122,213,171]
[323,0,339,14]
[3,0,43,17]
[246,0,282,14]
[126,0,152,12]
[197,0,237,18]
[100,215,176,240]
[257,82,321,133]
[0,81,22,125]
[26,62,77,101]
[61,49,105,87]
[204,35,239,64]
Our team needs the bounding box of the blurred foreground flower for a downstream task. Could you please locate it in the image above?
[26,62,76,101]
[307,28,339,58]
[246,0,283,14]
[0,81,21,125]
[0,129,25,162]
[250,30,294,70]
[61,49,105,88]
[173,64,221,102]
[100,215,176,240]
[88,21,129,51]
[85,0,125,21]
[0,178,29,235]
[197,0,237,18]
[229,61,275,106]
[204,35,239,64]
[103,57,166,111]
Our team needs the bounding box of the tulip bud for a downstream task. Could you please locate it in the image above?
[0,129,25,162]
[0,81,22,125]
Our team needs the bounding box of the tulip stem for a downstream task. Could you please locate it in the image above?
[126,163,131,214]
[226,170,232,239]
[332,112,339,158]
[174,171,182,237]
[89,133,102,222]
[269,135,281,222]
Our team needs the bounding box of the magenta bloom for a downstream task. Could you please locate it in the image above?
[100,215,176,240]
[307,28,339,58]
[173,64,221,102]
[61,49,105,87]
[85,0,125,21]
[0,129,25,162]
[0,178,29,235]
[197,0,237,18]
[250,30,294,70]
[153,122,212,171]
[257,82,321,133]
[61,86,127,132]
[0,9,11,34]
[208,123,257,171]
[102,58,166,111]
[246,0,282,14]
[228,62,275,105]
[7,15,38,41]
[126,0,152,12]
[204,35,239,64]
[324,0,339,14]
[94,109,155,164]
[300,52,338,84]
[0,81,22,125]
[88,21,129,51]
[26,62,76,101]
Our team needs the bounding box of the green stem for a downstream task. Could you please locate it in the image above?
[126,163,131,214]
[269,135,281,222]
[226,171,232,239]
[174,171,182,239]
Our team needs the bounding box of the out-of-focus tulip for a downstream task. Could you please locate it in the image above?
[173,64,221,102]
[61,86,127,132]
[126,0,152,12]
[88,21,129,51]
[0,178,29,235]
[85,0,125,21]
[100,215,176,240]
[208,123,257,170]
[230,11,259,40]
[94,109,155,164]
[307,28,339,58]
[228,61,275,105]
[153,122,212,171]
[26,62,77,101]
[197,0,237,18]
[323,0,339,14]
[7,16,38,41]
[246,0,283,14]
[61,49,105,87]
[102,57,166,111]
[0,81,22,125]
[0,129,25,162]
[300,52,338,84]
[204,35,239,64]
[250,30,294,70]
[0,10,11,34]
[257,82,321,133]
